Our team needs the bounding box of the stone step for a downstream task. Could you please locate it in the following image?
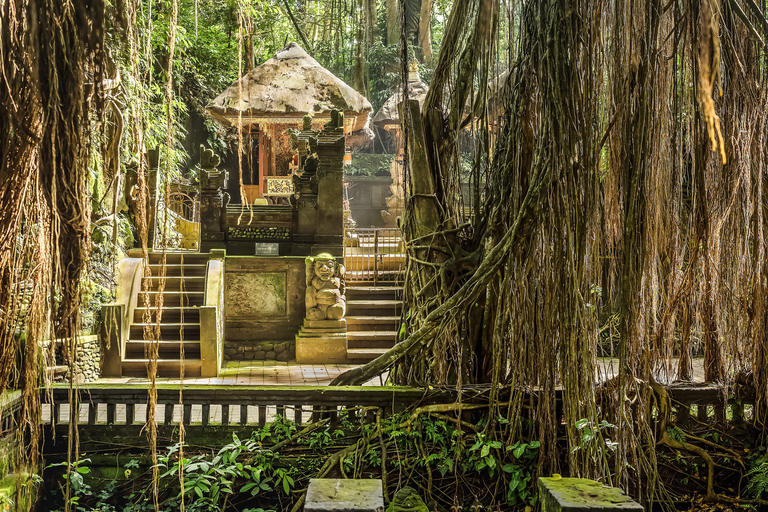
[124,340,202,359]
[347,331,397,349]
[345,300,401,316]
[346,348,389,361]
[121,359,202,378]
[138,291,205,307]
[133,307,201,323]
[346,316,400,332]
[344,274,404,286]
[345,286,402,300]
[127,250,209,265]
[146,264,208,277]
[129,323,200,341]
[142,275,206,292]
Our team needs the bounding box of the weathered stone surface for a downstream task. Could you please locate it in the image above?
[265,351,276,360]
[305,319,347,329]
[224,257,306,342]
[295,334,347,363]
[226,272,287,317]
[538,478,643,512]
[304,478,383,512]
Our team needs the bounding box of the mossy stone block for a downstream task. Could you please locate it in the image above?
[538,478,643,512]
[305,478,383,512]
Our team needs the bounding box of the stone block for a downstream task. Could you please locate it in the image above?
[538,478,643,512]
[296,334,348,363]
[305,319,347,329]
[304,478,383,512]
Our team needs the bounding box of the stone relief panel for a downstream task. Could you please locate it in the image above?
[226,272,287,318]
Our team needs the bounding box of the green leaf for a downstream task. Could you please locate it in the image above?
[513,444,526,458]
[528,441,540,449]
[76,466,91,474]
[575,418,589,430]
[481,444,490,458]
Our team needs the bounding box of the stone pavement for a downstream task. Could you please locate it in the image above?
[95,360,388,387]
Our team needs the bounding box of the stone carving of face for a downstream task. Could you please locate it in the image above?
[313,258,335,281]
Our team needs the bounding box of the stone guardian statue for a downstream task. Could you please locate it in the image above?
[305,253,346,320]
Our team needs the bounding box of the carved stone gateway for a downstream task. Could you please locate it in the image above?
[295,252,348,363]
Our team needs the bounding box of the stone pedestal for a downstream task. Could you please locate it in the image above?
[295,319,348,363]
[304,478,383,512]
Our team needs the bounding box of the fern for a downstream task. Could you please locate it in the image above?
[744,461,768,499]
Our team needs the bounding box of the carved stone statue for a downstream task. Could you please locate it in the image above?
[305,253,346,320]
[324,109,344,132]
[302,114,313,131]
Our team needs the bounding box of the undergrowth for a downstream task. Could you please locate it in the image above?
[41,410,542,511]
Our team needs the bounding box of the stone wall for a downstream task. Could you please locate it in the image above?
[224,256,306,361]
[223,339,295,362]
[54,335,100,383]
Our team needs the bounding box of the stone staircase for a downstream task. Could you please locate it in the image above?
[345,283,402,362]
[121,252,209,377]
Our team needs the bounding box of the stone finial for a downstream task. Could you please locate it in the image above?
[305,253,346,321]
[289,130,299,150]
[324,109,345,132]
[200,144,221,169]
[302,114,313,131]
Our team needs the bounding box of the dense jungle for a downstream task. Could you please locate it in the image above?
[1,0,768,510]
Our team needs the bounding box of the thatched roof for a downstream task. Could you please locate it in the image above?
[207,42,372,133]
[372,81,429,129]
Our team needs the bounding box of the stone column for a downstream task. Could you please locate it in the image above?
[199,145,228,253]
[312,111,346,257]
[290,115,322,256]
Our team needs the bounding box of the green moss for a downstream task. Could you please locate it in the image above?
[539,478,641,510]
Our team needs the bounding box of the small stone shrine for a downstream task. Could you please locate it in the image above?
[295,253,348,363]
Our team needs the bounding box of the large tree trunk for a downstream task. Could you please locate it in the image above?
[418,0,432,63]
[385,0,398,45]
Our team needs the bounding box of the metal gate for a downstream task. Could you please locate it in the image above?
[344,227,405,284]
[158,191,200,251]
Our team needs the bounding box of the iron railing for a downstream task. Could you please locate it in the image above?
[344,227,405,284]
